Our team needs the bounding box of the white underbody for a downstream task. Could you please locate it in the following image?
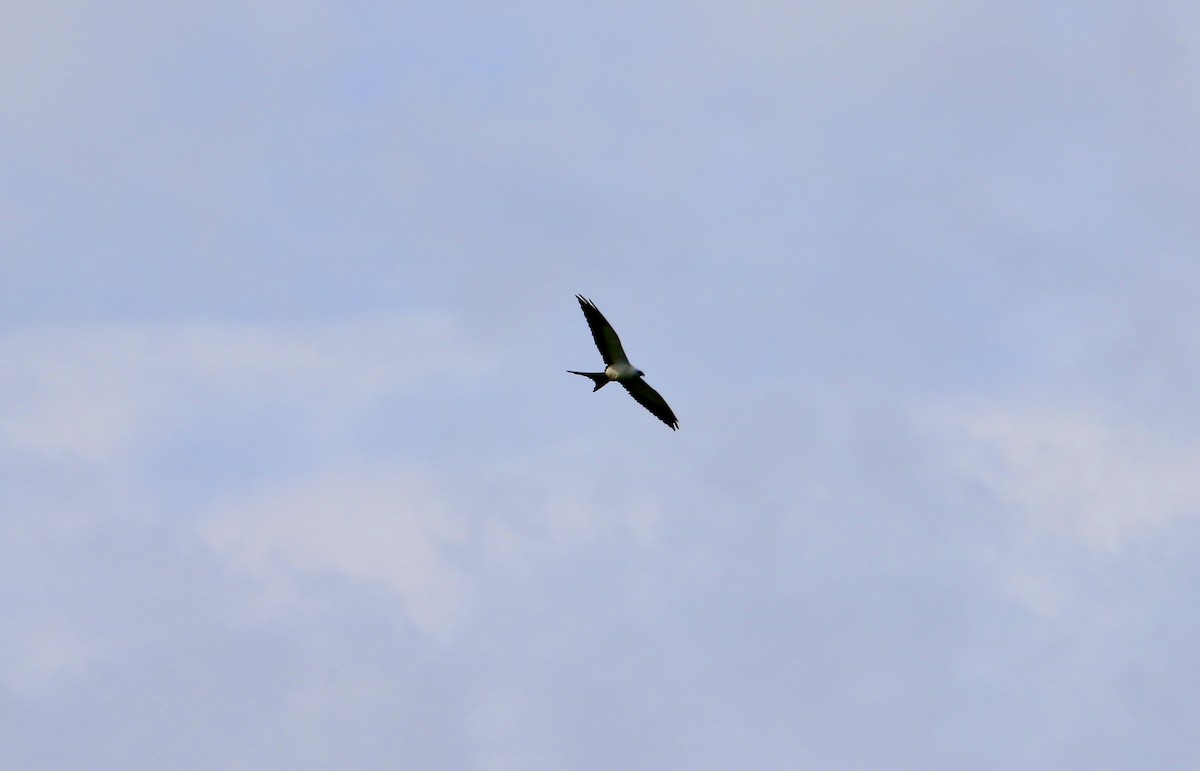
[604,362,641,381]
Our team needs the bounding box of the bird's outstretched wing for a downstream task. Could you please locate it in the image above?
[576,295,629,366]
[622,378,679,430]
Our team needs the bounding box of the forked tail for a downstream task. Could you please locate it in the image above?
[567,371,609,392]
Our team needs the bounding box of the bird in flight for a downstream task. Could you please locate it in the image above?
[568,295,679,430]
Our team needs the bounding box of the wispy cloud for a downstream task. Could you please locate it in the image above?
[939,402,1200,553]
[0,314,490,462]
[204,464,472,640]
[5,1,1200,767]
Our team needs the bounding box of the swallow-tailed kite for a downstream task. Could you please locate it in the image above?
[568,295,679,430]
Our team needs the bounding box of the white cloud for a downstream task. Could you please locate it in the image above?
[0,313,492,658]
[204,465,472,640]
[0,314,489,463]
[0,618,95,696]
[195,437,674,645]
[926,399,1200,625]
[944,403,1200,552]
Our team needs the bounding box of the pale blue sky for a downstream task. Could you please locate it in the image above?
[3,2,1200,769]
